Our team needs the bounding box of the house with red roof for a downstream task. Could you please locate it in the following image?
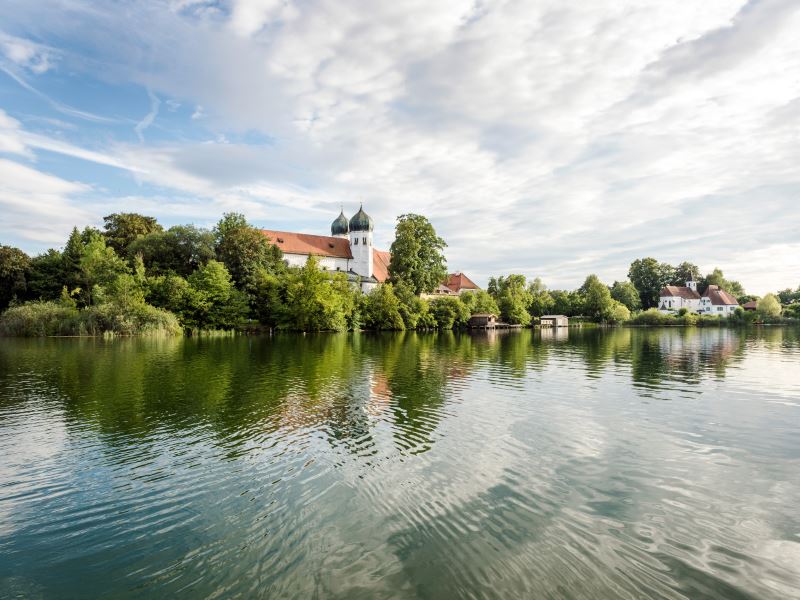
[658,275,739,315]
[261,205,389,293]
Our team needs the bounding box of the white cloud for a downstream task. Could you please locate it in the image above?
[1,0,800,293]
[0,32,55,74]
[134,89,161,142]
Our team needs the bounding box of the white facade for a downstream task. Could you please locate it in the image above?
[283,253,351,272]
[349,228,373,282]
[659,280,738,315]
[699,297,738,316]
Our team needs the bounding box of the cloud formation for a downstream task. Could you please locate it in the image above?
[0,0,799,294]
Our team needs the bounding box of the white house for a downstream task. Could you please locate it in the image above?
[698,285,739,316]
[261,206,390,293]
[658,277,702,312]
[658,277,739,315]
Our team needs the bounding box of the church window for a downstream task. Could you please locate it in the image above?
[354,238,359,245]
[363,237,367,245]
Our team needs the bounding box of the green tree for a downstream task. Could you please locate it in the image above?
[393,280,429,329]
[79,233,129,305]
[27,250,65,301]
[214,213,283,289]
[701,268,745,297]
[580,274,615,322]
[0,245,31,310]
[103,213,162,255]
[628,258,675,309]
[184,260,249,330]
[388,214,448,295]
[776,286,800,305]
[672,262,701,285]
[128,225,216,276]
[460,289,500,316]
[756,293,782,318]
[428,296,470,329]
[610,280,641,311]
[363,284,405,330]
[280,257,354,331]
[491,274,532,325]
[608,301,631,324]
[527,278,554,317]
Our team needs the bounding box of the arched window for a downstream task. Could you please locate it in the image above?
[362,237,367,245]
[353,238,359,245]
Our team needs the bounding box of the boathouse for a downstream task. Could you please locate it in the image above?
[540,315,568,327]
[468,313,497,328]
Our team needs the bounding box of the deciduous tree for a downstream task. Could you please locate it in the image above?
[388,214,448,295]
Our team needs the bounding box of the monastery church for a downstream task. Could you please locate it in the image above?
[260,206,480,295]
[260,206,389,293]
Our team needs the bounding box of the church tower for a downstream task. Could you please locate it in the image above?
[348,205,373,279]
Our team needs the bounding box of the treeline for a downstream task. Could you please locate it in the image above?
[2,215,798,335]
[0,212,498,335]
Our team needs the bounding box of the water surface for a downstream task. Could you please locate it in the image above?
[1,328,799,599]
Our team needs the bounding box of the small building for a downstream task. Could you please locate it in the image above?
[699,285,739,315]
[540,315,569,327]
[445,272,480,295]
[468,313,497,328]
[659,276,701,313]
[742,300,758,312]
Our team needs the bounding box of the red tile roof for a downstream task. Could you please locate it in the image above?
[445,272,480,293]
[743,300,758,310]
[373,249,391,283]
[261,230,353,259]
[659,285,701,300]
[702,285,739,306]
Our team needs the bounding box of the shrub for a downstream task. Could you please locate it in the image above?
[0,301,80,336]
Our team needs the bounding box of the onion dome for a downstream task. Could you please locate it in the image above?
[349,205,373,232]
[331,210,349,236]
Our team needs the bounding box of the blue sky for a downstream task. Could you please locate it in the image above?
[1,0,799,294]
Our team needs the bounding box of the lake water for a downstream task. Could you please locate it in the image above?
[1,328,799,599]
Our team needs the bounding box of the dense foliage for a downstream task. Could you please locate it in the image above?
[388,214,448,295]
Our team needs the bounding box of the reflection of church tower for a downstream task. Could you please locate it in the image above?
[330,210,349,239]
[349,205,373,278]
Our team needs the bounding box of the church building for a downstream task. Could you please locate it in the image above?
[261,206,390,293]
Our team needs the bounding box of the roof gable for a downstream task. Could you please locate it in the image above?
[445,272,479,292]
[660,285,700,300]
[702,285,739,305]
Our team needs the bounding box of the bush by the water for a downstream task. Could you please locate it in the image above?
[0,300,181,337]
[626,308,724,327]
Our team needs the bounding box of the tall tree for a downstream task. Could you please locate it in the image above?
[491,274,532,325]
[580,275,615,321]
[28,250,65,301]
[610,280,641,311]
[672,261,701,284]
[388,214,448,295]
[103,213,162,255]
[701,268,745,297]
[628,258,675,309]
[79,233,129,305]
[128,225,216,276]
[0,245,31,310]
[362,284,405,330]
[527,277,554,317]
[214,213,283,288]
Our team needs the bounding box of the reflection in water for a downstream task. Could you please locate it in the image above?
[1,328,799,599]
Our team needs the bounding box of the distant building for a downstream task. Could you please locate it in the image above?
[444,272,480,295]
[742,300,758,311]
[658,276,739,315]
[468,313,497,328]
[422,272,481,299]
[699,285,739,315]
[540,315,569,327]
[658,276,701,312]
[261,205,388,293]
